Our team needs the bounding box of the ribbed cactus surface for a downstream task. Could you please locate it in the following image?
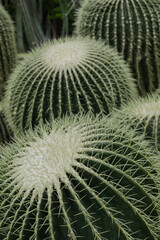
[0,4,17,99]
[0,115,159,240]
[111,94,160,151]
[75,0,160,95]
[0,102,11,143]
[4,37,138,133]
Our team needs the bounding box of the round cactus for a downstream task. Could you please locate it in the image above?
[75,0,160,96]
[0,102,12,143]
[0,4,17,99]
[0,114,159,239]
[4,37,138,133]
[110,94,160,152]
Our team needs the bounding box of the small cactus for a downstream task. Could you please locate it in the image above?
[0,4,17,99]
[75,0,160,95]
[4,37,138,133]
[0,114,159,239]
[110,94,160,152]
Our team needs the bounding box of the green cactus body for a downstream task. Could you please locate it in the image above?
[0,102,12,143]
[75,0,160,96]
[110,94,160,152]
[4,37,138,133]
[0,4,17,99]
[0,115,159,239]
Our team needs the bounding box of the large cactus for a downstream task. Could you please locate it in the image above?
[0,4,17,99]
[110,93,160,152]
[4,37,138,133]
[75,0,160,96]
[0,114,159,239]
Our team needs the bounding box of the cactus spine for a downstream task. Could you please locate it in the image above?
[75,0,160,96]
[0,115,159,239]
[4,37,138,133]
[110,94,160,151]
[0,4,17,99]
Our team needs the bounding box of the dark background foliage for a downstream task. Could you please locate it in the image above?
[0,0,80,52]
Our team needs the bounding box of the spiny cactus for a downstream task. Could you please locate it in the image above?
[75,0,160,96]
[0,102,12,143]
[110,94,160,152]
[0,114,159,239]
[4,37,138,133]
[0,4,17,99]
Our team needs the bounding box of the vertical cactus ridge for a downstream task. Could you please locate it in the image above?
[4,37,138,133]
[75,0,160,95]
[0,115,159,240]
[110,93,160,152]
[0,102,12,143]
[0,4,17,99]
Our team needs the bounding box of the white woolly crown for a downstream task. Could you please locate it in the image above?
[11,126,83,196]
[123,98,160,118]
[42,40,88,69]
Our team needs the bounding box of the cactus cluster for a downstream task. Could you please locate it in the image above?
[75,0,160,96]
[0,1,159,239]
[4,37,137,133]
[111,94,160,152]
[0,4,17,99]
[0,115,159,240]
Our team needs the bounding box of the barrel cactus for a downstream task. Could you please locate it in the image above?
[110,94,160,151]
[75,0,160,95]
[0,4,17,99]
[4,37,138,133]
[0,101,12,143]
[0,114,159,239]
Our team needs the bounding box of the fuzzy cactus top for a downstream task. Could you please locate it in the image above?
[0,114,159,239]
[4,37,138,133]
[110,93,160,151]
